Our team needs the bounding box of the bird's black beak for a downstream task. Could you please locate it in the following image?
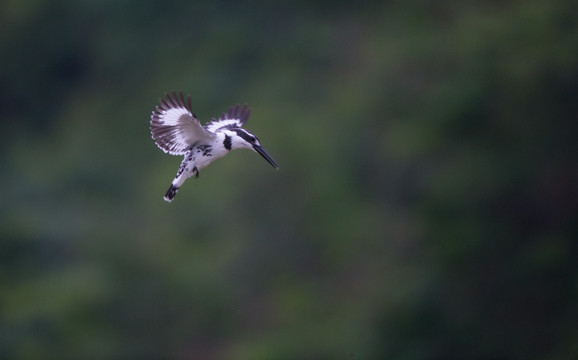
[253,145,279,170]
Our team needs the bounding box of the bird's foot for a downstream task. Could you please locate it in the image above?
[193,167,199,178]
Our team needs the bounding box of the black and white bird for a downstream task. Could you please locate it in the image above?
[150,91,279,202]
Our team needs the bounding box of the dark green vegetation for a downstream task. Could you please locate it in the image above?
[1,1,577,359]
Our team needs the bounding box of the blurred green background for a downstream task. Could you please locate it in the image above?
[1,0,577,359]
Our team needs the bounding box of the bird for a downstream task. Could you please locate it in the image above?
[150,91,279,202]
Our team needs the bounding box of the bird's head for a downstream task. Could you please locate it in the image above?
[227,128,279,170]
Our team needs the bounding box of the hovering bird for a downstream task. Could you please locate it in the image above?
[150,91,279,202]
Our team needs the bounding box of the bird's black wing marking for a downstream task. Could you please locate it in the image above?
[204,104,251,133]
[150,91,214,155]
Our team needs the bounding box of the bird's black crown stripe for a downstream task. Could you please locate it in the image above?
[232,128,256,143]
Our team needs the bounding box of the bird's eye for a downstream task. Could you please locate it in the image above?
[249,136,256,142]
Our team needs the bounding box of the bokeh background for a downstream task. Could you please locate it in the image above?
[1,1,577,359]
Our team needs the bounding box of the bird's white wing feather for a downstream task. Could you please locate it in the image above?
[204,104,251,133]
[150,91,215,155]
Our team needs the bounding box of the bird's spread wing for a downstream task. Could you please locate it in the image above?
[204,104,251,133]
[150,91,215,155]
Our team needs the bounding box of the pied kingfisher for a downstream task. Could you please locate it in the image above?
[150,91,279,202]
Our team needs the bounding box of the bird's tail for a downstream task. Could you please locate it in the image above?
[164,184,179,202]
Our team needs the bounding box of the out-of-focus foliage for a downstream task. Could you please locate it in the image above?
[1,0,577,359]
